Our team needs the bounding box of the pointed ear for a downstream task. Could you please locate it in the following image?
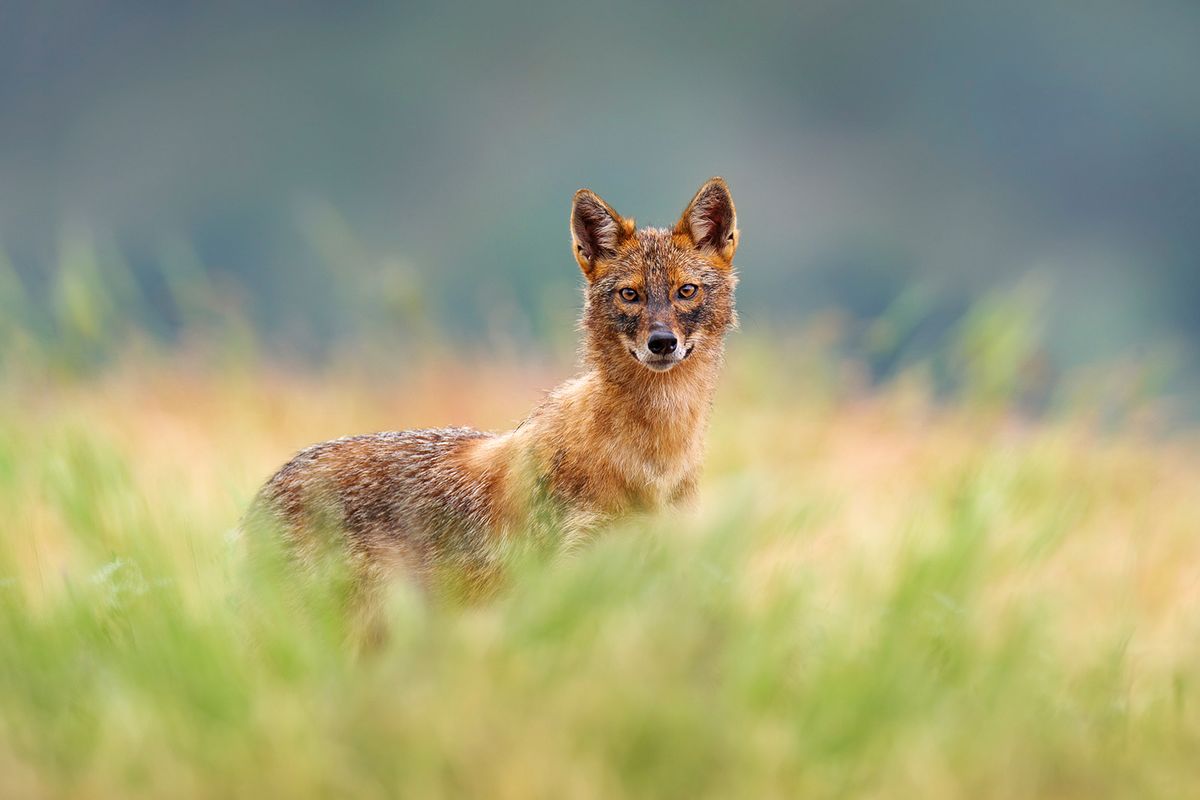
[676,177,738,263]
[571,189,632,281]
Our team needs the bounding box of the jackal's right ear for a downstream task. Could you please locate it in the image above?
[571,189,632,281]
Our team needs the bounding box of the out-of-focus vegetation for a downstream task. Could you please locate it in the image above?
[0,233,1181,426]
[2,301,1198,796]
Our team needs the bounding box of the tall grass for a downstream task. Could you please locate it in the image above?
[1,336,1198,798]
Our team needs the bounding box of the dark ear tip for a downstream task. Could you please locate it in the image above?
[701,177,731,195]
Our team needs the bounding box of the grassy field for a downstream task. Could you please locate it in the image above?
[1,339,1198,798]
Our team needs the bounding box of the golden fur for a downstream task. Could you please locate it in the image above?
[245,178,740,599]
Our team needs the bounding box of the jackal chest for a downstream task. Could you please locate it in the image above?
[570,435,701,513]
[625,452,695,507]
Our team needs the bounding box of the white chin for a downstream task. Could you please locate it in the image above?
[629,343,694,372]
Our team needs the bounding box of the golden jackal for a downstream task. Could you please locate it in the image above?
[245,178,739,598]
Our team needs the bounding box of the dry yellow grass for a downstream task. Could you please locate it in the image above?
[2,339,1199,797]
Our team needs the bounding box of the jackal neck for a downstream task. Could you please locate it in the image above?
[570,341,725,469]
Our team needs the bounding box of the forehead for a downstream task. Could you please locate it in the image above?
[603,228,710,285]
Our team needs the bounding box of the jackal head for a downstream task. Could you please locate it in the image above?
[571,178,739,376]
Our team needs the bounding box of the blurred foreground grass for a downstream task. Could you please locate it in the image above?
[1,337,1199,799]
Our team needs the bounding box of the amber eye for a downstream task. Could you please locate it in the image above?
[619,288,639,302]
[677,284,699,299]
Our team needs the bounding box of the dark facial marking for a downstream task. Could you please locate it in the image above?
[613,308,640,338]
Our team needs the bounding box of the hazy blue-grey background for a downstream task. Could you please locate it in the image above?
[3,2,1199,396]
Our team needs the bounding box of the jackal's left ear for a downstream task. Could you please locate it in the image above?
[676,177,738,265]
[571,189,633,281]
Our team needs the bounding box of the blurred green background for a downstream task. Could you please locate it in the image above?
[2,2,1198,403]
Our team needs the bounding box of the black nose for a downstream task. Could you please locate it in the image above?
[647,329,678,355]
